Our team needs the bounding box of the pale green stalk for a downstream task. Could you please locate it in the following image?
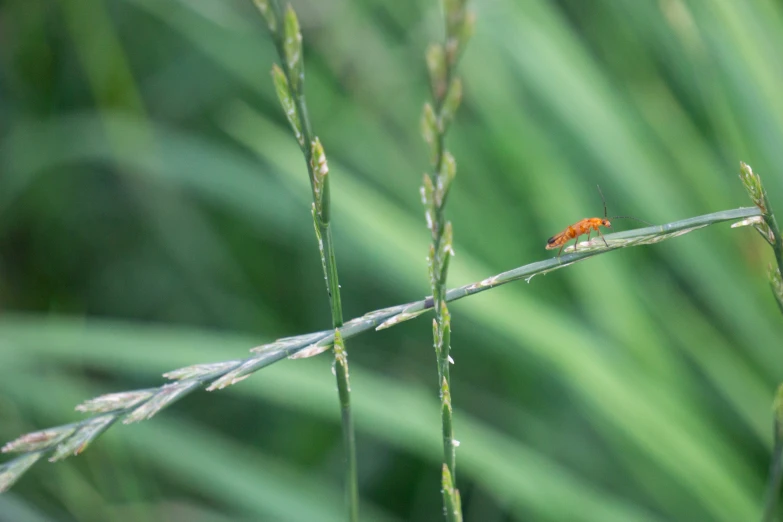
[740,163,783,522]
[1,206,760,493]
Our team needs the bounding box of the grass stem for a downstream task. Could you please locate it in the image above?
[1,205,760,494]
[420,2,473,518]
[763,408,783,522]
[254,1,357,519]
[741,163,783,522]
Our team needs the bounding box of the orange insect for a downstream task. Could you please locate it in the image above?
[546,186,649,256]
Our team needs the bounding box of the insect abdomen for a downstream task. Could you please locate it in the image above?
[545,230,571,249]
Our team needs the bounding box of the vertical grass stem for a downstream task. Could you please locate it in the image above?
[257,1,357,519]
[740,163,783,522]
[421,1,472,519]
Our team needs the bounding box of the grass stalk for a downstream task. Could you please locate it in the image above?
[740,163,783,522]
[764,387,783,522]
[252,1,357,519]
[0,205,761,493]
[420,2,474,519]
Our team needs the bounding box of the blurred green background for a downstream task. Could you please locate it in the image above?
[2,0,783,520]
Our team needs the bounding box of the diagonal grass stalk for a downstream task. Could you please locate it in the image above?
[0,205,761,493]
[250,1,358,519]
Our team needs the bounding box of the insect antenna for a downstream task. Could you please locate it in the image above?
[597,185,652,225]
[608,215,653,225]
[596,184,607,218]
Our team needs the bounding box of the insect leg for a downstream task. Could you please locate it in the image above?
[573,235,579,252]
[597,228,609,247]
[586,230,591,242]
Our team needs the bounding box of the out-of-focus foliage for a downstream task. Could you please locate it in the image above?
[1,0,783,520]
